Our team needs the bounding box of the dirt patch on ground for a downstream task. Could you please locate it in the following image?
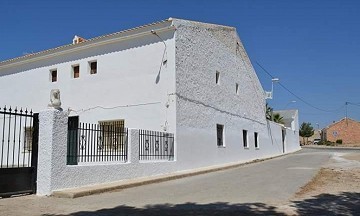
[294,167,360,198]
[277,152,360,215]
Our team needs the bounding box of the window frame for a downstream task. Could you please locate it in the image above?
[72,64,80,78]
[89,60,97,75]
[98,120,126,152]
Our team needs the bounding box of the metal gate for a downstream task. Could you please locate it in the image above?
[0,106,38,198]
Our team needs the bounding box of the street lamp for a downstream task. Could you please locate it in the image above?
[284,100,296,109]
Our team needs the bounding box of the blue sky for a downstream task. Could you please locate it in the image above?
[1,0,359,129]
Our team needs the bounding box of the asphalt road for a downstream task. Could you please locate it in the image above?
[0,148,358,216]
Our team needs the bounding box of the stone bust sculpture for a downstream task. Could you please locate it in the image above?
[48,89,62,110]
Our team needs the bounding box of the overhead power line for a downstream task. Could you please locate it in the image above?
[255,61,345,113]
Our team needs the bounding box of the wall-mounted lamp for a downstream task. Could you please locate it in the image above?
[265,78,280,99]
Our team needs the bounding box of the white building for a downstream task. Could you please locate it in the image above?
[0,18,300,195]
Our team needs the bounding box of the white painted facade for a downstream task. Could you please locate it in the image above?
[0,18,300,194]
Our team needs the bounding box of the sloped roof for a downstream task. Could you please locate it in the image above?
[274,109,298,120]
[0,19,173,69]
[325,117,360,129]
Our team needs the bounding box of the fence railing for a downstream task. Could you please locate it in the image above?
[0,106,36,168]
[139,129,174,161]
[67,117,128,165]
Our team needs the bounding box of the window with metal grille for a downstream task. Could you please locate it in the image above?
[73,65,80,78]
[89,61,97,74]
[99,120,125,151]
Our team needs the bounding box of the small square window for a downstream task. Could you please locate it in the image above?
[217,124,224,147]
[254,132,259,149]
[243,130,248,148]
[216,71,220,85]
[73,65,80,78]
[50,69,57,82]
[89,61,97,74]
[236,83,239,94]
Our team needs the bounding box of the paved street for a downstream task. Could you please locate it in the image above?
[0,148,359,215]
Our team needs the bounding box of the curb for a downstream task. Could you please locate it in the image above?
[52,149,302,198]
[302,145,360,151]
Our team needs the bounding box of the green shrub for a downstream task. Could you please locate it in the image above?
[326,141,335,146]
[336,139,343,144]
[317,140,325,145]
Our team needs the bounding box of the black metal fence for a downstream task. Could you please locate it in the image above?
[0,106,36,168]
[67,117,128,165]
[139,130,174,161]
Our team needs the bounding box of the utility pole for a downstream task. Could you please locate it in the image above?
[345,102,348,126]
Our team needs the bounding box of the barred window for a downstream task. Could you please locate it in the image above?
[99,120,125,151]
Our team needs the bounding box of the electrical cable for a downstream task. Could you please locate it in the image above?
[255,61,346,113]
[69,101,162,114]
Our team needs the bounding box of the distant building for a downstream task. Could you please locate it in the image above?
[322,118,360,144]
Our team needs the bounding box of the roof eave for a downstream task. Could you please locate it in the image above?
[0,19,174,70]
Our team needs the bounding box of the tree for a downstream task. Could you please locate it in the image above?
[299,122,314,144]
[265,103,273,120]
[272,113,284,124]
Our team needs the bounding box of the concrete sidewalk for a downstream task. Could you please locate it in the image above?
[2,148,353,216]
[52,152,291,198]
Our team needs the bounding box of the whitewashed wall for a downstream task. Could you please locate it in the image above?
[0,21,176,133]
[172,19,300,169]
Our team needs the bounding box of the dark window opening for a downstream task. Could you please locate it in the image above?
[216,71,220,84]
[254,132,259,148]
[90,61,97,74]
[73,65,80,78]
[51,70,57,82]
[217,124,224,147]
[243,130,248,148]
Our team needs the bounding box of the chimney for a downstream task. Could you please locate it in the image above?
[73,35,86,44]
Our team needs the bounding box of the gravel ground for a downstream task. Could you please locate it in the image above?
[278,152,360,215]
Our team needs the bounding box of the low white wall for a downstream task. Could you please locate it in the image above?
[37,109,300,195]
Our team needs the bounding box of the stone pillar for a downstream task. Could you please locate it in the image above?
[128,129,139,164]
[36,109,68,195]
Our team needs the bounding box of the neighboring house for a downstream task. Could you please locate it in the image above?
[322,118,360,144]
[274,110,299,131]
[0,18,300,195]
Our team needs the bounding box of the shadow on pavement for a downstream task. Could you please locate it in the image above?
[43,192,359,216]
[292,192,360,216]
